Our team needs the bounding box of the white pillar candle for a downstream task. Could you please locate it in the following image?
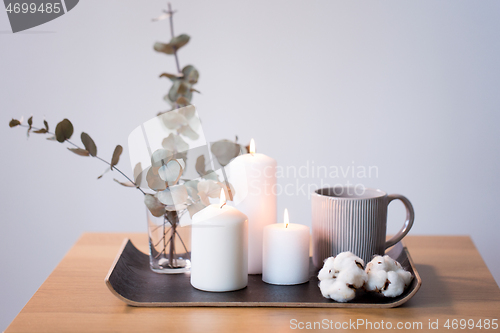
[233,139,277,274]
[262,209,310,285]
[191,190,248,292]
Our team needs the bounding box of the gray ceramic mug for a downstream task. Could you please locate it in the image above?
[311,186,414,267]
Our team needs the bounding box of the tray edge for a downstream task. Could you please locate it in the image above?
[105,238,422,308]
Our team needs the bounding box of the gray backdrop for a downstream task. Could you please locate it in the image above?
[1,0,499,330]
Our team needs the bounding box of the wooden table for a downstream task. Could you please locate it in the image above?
[5,234,500,332]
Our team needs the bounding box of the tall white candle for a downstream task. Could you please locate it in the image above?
[233,139,277,274]
[191,190,248,292]
[262,209,310,285]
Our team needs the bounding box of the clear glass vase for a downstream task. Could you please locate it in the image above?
[146,208,191,274]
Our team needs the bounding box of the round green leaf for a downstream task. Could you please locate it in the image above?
[67,148,90,156]
[211,140,240,166]
[162,133,189,153]
[144,194,166,217]
[111,145,123,169]
[182,65,199,84]
[146,167,167,191]
[162,111,188,130]
[170,34,190,49]
[151,149,174,167]
[158,159,183,185]
[81,132,97,157]
[55,119,74,143]
[154,42,175,55]
[9,119,21,128]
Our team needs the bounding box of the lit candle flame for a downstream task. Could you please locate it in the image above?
[219,189,226,208]
[284,208,289,228]
[249,138,255,155]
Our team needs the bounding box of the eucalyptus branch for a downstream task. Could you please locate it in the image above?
[18,123,146,195]
[167,2,182,74]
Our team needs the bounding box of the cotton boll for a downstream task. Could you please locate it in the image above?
[364,269,387,292]
[318,257,337,281]
[367,255,389,272]
[321,280,356,303]
[365,255,413,297]
[332,251,361,271]
[337,266,367,289]
[319,279,336,298]
[398,269,413,287]
[382,271,405,297]
[317,252,367,302]
[382,255,400,271]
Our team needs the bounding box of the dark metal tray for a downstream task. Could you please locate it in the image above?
[105,239,421,308]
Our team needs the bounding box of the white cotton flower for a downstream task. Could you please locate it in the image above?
[320,279,356,303]
[318,251,367,302]
[365,255,413,297]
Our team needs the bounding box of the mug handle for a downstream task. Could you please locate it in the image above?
[385,194,415,249]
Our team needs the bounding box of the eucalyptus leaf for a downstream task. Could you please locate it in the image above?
[187,202,206,218]
[158,159,183,185]
[9,119,21,128]
[133,162,142,187]
[144,193,166,217]
[34,120,49,133]
[167,80,193,104]
[169,34,190,49]
[156,185,188,207]
[182,65,199,84]
[146,166,167,191]
[178,125,199,140]
[162,133,189,152]
[198,191,210,206]
[195,155,206,176]
[55,119,74,143]
[113,179,136,187]
[160,72,183,81]
[111,145,123,170]
[154,42,175,55]
[184,180,199,190]
[178,105,200,132]
[151,149,174,167]
[27,116,33,137]
[211,140,240,166]
[179,105,195,119]
[198,179,222,198]
[183,183,200,202]
[165,203,188,212]
[202,170,219,181]
[162,111,188,130]
[67,148,90,156]
[176,96,190,106]
[81,132,97,157]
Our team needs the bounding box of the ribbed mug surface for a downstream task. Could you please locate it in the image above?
[312,187,388,267]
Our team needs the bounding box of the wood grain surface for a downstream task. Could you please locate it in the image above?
[5,234,500,332]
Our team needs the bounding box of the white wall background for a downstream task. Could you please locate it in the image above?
[1,0,499,330]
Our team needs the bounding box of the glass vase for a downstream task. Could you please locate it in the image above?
[146,208,191,274]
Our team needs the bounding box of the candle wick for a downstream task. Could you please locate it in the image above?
[220,202,226,209]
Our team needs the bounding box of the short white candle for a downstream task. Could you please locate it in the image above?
[191,190,248,292]
[233,139,277,274]
[262,209,310,285]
